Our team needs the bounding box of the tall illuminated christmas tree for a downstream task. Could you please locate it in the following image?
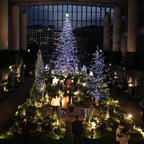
[52,14,79,76]
[35,49,45,92]
[88,48,109,100]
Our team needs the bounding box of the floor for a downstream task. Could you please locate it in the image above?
[0,78,143,139]
[0,78,34,131]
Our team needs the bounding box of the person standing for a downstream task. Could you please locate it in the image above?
[83,96,91,119]
[61,95,69,113]
[51,96,60,113]
[116,123,124,144]
[119,129,130,144]
[72,115,83,144]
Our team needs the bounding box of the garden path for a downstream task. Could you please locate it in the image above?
[0,78,34,131]
[113,88,143,127]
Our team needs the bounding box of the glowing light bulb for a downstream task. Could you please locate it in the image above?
[128,114,132,118]
[52,77,59,85]
[66,13,69,17]
[89,71,93,76]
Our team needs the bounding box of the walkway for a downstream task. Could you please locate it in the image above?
[113,88,143,126]
[0,78,34,131]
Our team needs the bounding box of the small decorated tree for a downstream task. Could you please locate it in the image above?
[35,50,45,93]
[88,48,109,100]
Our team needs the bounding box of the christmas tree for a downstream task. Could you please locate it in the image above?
[88,48,109,100]
[35,49,45,92]
[52,14,79,76]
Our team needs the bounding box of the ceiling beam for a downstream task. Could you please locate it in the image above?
[10,0,124,7]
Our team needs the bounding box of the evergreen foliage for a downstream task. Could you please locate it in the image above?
[88,48,109,100]
[35,50,45,92]
[52,14,79,76]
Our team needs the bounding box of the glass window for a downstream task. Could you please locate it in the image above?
[20,6,24,13]
[87,12,91,21]
[87,6,91,13]
[28,21,33,26]
[68,5,72,13]
[44,20,48,27]
[78,6,81,12]
[63,5,67,12]
[58,5,62,12]
[73,12,76,20]
[82,7,86,20]
[73,5,76,12]
[44,6,48,20]
[33,6,38,20]
[97,7,100,13]
[58,12,62,20]
[58,21,62,29]
[54,12,57,20]
[29,7,33,20]
[73,21,76,29]
[78,12,81,21]
[34,20,38,25]
[54,5,57,12]
[49,12,52,20]
[77,21,81,28]
[49,5,52,11]
[92,7,95,13]
[39,6,43,20]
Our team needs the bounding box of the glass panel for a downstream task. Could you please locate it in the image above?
[54,12,57,20]
[20,6,24,13]
[87,12,91,21]
[106,7,110,12]
[92,7,95,13]
[39,20,43,25]
[87,6,91,13]
[97,7,100,13]
[39,6,43,20]
[73,5,76,12]
[58,21,62,29]
[29,6,33,20]
[58,12,62,20]
[68,5,72,12]
[92,12,95,21]
[28,21,33,26]
[34,6,38,20]
[78,12,81,21]
[77,21,81,28]
[49,5,52,11]
[49,12,52,20]
[82,21,86,27]
[58,5,62,12]
[44,6,48,20]
[44,20,48,27]
[78,6,81,12]
[63,5,67,12]
[73,21,76,29]
[54,5,57,12]
[82,7,86,20]
[73,12,76,20]
[34,20,38,25]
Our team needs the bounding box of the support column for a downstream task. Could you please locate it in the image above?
[0,0,8,50]
[103,13,110,51]
[21,12,27,50]
[127,0,137,52]
[11,6,20,51]
[113,7,121,51]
